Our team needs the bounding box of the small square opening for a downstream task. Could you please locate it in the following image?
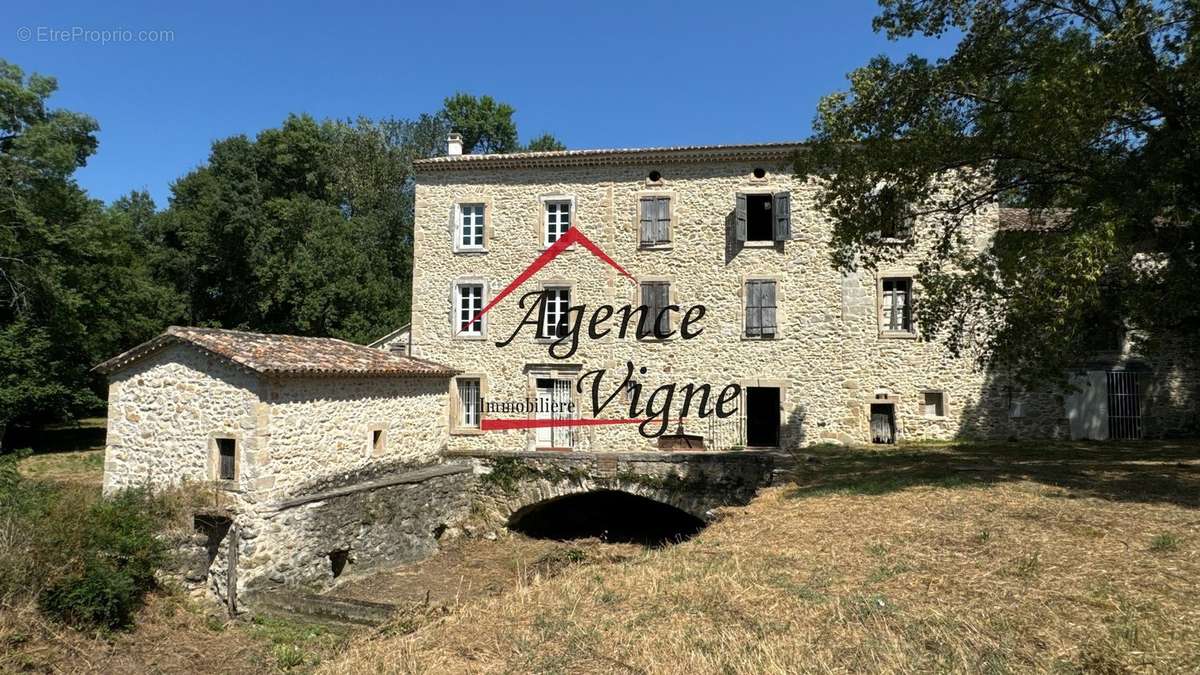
[372,429,385,455]
[328,549,350,578]
[746,194,774,242]
[922,391,945,418]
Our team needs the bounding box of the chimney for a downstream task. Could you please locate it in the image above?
[447,133,463,156]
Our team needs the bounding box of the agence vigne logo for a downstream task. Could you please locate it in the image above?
[464,227,741,438]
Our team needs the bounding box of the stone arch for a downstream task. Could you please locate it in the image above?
[483,475,720,525]
[505,487,708,545]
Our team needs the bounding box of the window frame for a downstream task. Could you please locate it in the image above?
[450,374,486,435]
[210,434,240,485]
[878,274,917,338]
[637,280,673,339]
[743,278,779,340]
[452,279,487,339]
[920,390,946,419]
[537,285,572,340]
[540,195,575,249]
[636,193,674,249]
[734,190,792,245]
[453,201,488,253]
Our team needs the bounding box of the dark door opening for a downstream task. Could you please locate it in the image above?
[507,490,705,546]
[745,386,780,447]
[870,403,895,444]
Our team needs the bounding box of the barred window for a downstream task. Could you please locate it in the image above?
[881,278,913,333]
[457,378,481,428]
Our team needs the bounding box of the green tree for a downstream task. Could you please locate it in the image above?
[441,93,519,154]
[0,61,178,445]
[796,0,1199,387]
[524,133,567,152]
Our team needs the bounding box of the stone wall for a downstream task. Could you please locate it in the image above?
[258,376,449,503]
[236,464,472,592]
[410,160,1038,449]
[103,344,263,494]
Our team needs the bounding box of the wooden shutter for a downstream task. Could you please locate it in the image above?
[735,193,747,242]
[761,281,777,336]
[773,192,791,241]
[640,283,656,337]
[639,198,655,244]
[745,282,762,336]
[656,197,670,244]
[656,282,670,334]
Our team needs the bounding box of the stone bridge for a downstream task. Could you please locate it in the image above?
[447,449,778,526]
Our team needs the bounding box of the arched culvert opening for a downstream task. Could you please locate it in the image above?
[507,490,705,546]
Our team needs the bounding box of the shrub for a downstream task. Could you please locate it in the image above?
[0,452,176,630]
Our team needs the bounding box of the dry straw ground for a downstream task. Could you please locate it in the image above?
[327,442,1200,674]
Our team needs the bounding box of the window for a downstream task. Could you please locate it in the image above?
[735,192,791,243]
[538,287,571,339]
[639,282,670,338]
[880,277,913,333]
[639,196,670,246]
[457,378,481,429]
[544,200,572,246]
[922,391,945,418]
[371,428,386,455]
[745,280,777,338]
[456,203,485,250]
[215,438,236,481]
[454,283,484,336]
[875,186,913,240]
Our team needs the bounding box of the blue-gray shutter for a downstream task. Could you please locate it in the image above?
[735,193,747,242]
[773,192,791,241]
[640,283,655,337]
[639,198,655,244]
[745,281,762,336]
[761,281,777,336]
[656,282,670,334]
[656,197,670,244]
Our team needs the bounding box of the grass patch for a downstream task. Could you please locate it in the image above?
[326,441,1200,674]
[1149,533,1181,552]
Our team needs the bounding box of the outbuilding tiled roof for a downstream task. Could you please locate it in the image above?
[414,141,805,172]
[95,326,457,378]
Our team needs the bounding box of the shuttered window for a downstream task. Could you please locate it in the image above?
[881,278,913,333]
[455,283,484,336]
[538,287,571,339]
[745,280,778,338]
[639,197,670,246]
[639,282,671,338]
[457,378,481,428]
[735,192,790,243]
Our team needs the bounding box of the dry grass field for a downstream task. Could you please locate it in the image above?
[327,441,1200,674]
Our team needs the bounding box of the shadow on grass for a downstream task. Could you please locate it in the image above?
[784,440,1200,508]
[4,418,106,455]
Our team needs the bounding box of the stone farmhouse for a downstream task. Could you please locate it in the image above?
[410,136,1197,451]
[96,137,1198,604]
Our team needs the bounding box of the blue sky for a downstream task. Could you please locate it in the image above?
[4,1,956,206]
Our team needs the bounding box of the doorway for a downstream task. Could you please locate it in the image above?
[870,403,895,444]
[1106,371,1142,440]
[745,386,780,447]
[534,377,574,449]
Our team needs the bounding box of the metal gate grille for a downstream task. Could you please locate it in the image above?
[1107,371,1142,440]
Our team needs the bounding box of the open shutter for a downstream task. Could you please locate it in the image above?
[773,191,791,241]
[762,281,777,336]
[639,198,655,244]
[656,197,670,244]
[735,193,747,242]
[745,282,761,336]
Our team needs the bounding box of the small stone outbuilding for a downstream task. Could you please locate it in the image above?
[95,326,469,601]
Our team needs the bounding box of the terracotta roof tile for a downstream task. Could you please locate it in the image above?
[95,326,457,378]
[414,141,805,172]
